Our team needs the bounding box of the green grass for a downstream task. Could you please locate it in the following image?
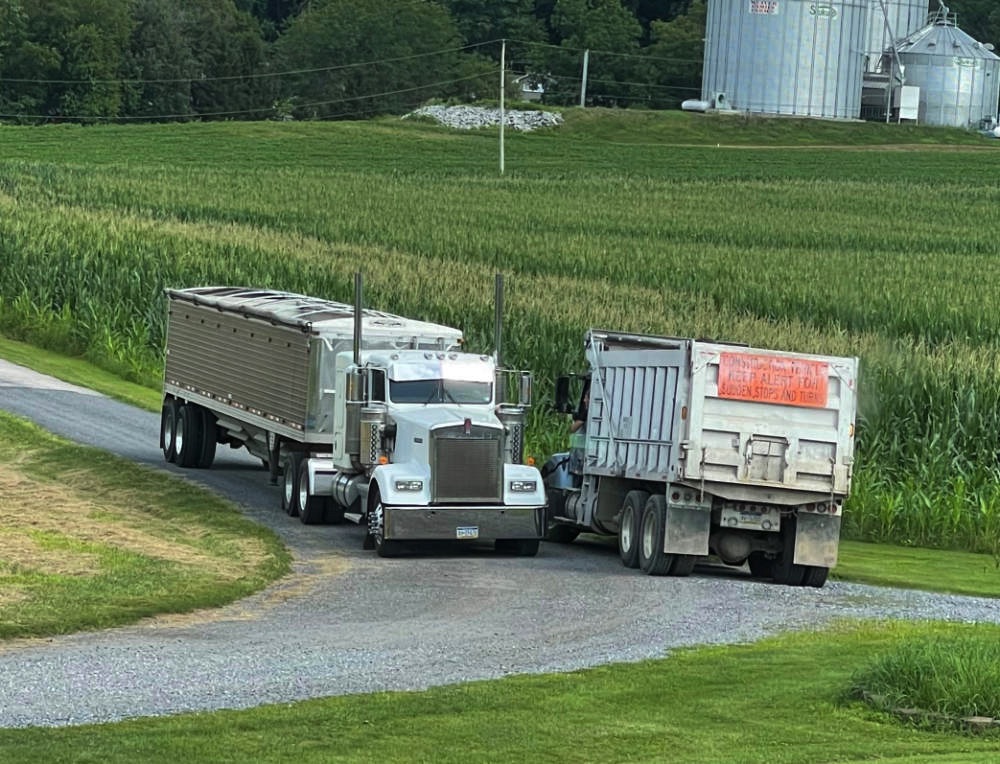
[1,621,998,762]
[851,631,1000,724]
[0,411,290,638]
[0,335,160,411]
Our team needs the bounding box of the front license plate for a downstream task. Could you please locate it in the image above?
[456,526,479,540]
[719,506,780,532]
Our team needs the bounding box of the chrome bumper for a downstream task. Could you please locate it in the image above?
[384,505,543,542]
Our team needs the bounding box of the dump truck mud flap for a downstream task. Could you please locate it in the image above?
[794,512,841,568]
[384,506,543,542]
[663,505,711,556]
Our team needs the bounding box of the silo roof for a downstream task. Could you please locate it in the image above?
[897,13,1000,61]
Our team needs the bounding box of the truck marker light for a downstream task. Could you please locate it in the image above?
[378,455,389,465]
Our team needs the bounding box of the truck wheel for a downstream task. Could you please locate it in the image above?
[324,499,346,525]
[281,452,302,517]
[638,495,675,576]
[195,407,217,469]
[772,519,806,586]
[618,490,647,569]
[544,524,579,544]
[747,552,775,579]
[160,399,178,464]
[496,538,540,556]
[175,403,204,468]
[671,554,697,577]
[369,490,399,558]
[297,459,324,525]
[803,566,829,588]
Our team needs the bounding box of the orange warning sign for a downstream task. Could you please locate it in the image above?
[717,352,829,408]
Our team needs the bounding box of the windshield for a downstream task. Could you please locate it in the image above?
[390,378,492,405]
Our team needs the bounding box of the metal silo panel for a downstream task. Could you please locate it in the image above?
[865,0,929,71]
[703,0,868,119]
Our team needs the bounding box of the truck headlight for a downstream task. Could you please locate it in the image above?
[394,479,423,492]
[509,479,537,493]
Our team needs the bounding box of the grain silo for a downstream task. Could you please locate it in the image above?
[894,7,1000,128]
[702,0,869,119]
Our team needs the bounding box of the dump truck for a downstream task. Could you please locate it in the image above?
[159,275,545,557]
[542,330,859,587]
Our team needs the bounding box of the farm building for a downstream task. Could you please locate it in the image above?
[699,0,1000,129]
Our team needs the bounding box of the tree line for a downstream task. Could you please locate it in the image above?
[0,0,992,123]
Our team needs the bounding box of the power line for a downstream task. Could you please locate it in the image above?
[0,41,496,87]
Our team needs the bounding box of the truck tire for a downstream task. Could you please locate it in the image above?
[496,538,541,556]
[175,403,204,468]
[618,490,647,569]
[772,518,806,586]
[324,499,346,525]
[297,459,324,525]
[160,398,178,464]
[638,495,675,576]
[544,524,580,544]
[670,553,697,577]
[803,566,829,588]
[195,407,217,469]
[369,489,399,558]
[281,452,302,517]
[747,552,775,579]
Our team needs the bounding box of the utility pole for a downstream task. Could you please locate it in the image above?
[500,39,506,175]
[579,49,590,107]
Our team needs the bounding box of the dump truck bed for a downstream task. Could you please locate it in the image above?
[583,331,858,504]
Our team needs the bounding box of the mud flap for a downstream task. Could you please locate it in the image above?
[663,505,710,556]
[794,512,841,568]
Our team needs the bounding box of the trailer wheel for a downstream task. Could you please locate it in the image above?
[618,490,647,569]
[281,452,302,517]
[195,407,217,469]
[772,518,806,586]
[803,566,829,588]
[160,399,178,464]
[297,459,324,525]
[369,490,399,558]
[175,403,204,468]
[638,495,675,576]
[747,552,775,579]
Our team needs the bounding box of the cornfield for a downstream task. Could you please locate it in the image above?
[1,114,999,556]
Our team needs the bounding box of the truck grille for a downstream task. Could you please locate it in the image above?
[432,425,502,503]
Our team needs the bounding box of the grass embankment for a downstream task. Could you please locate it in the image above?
[0,411,290,639]
[0,621,997,762]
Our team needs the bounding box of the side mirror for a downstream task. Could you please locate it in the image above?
[555,376,572,414]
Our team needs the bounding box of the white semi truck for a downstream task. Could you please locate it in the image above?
[543,330,859,587]
[159,276,545,557]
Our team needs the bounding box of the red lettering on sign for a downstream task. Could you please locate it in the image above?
[717,353,829,408]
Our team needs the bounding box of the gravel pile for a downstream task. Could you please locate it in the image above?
[404,104,563,131]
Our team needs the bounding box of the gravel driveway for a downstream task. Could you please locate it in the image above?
[1,358,998,729]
